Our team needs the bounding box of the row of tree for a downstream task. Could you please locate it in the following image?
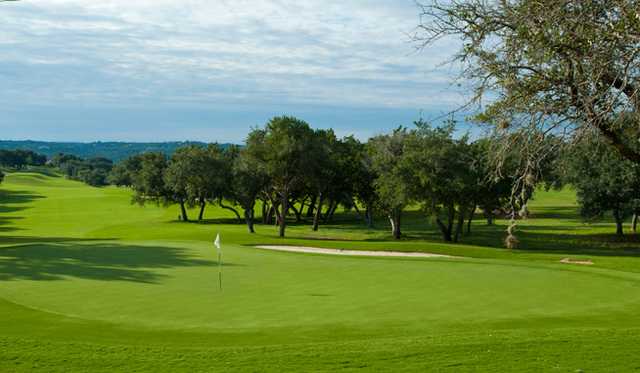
[110,116,521,241]
[0,149,47,187]
[0,149,47,169]
[1,120,635,241]
[51,153,114,187]
[1,119,636,242]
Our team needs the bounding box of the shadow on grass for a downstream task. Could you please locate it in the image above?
[0,190,46,234]
[526,206,582,221]
[514,231,640,256]
[0,189,46,214]
[0,217,25,233]
[0,240,226,283]
[189,218,243,225]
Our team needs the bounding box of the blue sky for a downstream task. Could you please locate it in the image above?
[0,0,464,143]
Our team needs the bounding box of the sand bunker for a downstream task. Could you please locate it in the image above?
[560,258,594,265]
[254,245,459,258]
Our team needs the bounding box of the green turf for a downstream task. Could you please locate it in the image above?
[2,169,640,372]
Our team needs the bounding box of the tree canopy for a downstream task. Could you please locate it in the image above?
[565,136,640,236]
[415,0,640,168]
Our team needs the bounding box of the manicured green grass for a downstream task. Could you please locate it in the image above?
[2,170,640,372]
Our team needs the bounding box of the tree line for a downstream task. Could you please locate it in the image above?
[108,115,640,242]
[108,116,527,242]
[0,149,47,169]
[0,150,115,187]
[0,149,48,185]
[1,116,637,243]
[51,154,114,187]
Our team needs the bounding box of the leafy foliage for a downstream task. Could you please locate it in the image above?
[0,149,47,169]
[416,0,640,162]
[53,153,113,186]
[565,136,640,236]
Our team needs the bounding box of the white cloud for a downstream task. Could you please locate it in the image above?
[0,0,462,110]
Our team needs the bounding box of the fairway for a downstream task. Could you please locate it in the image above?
[3,171,640,372]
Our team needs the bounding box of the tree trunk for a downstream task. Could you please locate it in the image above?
[633,212,638,233]
[298,196,308,218]
[613,208,624,237]
[289,202,302,222]
[352,199,365,223]
[435,216,452,242]
[262,202,269,224]
[322,199,333,223]
[446,203,455,238]
[269,205,276,225]
[510,199,518,221]
[453,207,465,243]
[179,199,189,222]
[272,200,281,226]
[279,192,288,237]
[466,205,475,234]
[198,200,206,221]
[327,202,338,222]
[389,210,401,239]
[365,204,374,228]
[485,209,494,226]
[312,192,325,231]
[244,208,255,233]
[306,195,317,217]
[616,219,624,237]
[219,200,242,221]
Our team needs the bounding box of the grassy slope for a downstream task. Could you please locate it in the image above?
[2,170,640,372]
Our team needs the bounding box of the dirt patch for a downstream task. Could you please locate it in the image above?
[560,258,594,266]
[254,245,459,259]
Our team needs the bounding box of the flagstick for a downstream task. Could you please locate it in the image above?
[218,251,223,291]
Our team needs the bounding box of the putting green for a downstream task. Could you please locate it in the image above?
[3,171,640,371]
[1,239,639,332]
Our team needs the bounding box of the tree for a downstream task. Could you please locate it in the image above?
[131,152,170,213]
[471,139,514,226]
[245,116,317,237]
[229,149,269,233]
[402,120,476,242]
[565,136,640,237]
[0,149,47,169]
[163,146,211,222]
[415,1,640,166]
[164,144,233,222]
[307,129,337,231]
[53,154,113,186]
[369,128,412,239]
[83,157,113,186]
[350,138,378,228]
[51,153,81,168]
[108,155,143,187]
[323,136,377,226]
[214,146,243,221]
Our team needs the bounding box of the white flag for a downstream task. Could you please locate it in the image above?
[214,233,221,250]
[214,233,223,291]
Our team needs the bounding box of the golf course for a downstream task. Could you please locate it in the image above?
[3,0,640,371]
[1,169,640,372]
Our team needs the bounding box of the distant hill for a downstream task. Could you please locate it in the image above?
[0,140,238,162]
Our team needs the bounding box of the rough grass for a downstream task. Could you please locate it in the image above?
[1,169,640,372]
